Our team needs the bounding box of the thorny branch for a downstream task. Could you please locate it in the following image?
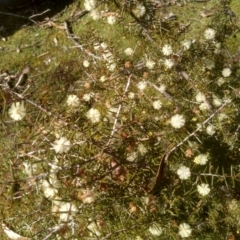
[64,21,102,60]
[0,12,37,24]
[106,74,132,147]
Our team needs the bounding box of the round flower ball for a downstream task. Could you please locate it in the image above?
[222,67,231,77]
[9,101,26,121]
[66,95,80,108]
[177,166,191,180]
[194,154,208,165]
[152,100,162,110]
[162,44,173,56]
[197,183,211,196]
[86,108,101,123]
[179,223,192,238]
[124,47,134,56]
[52,137,71,154]
[170,114,185,129]
[148,223,163,236]
[204,28,216,40]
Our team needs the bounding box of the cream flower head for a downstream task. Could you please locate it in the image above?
[162,44,173,56]
[137,81,147,91]
[79,189,96,204]
[195,92,206,103]
[152,100,162,110]
[197,183,211,196]
[164,59,174,69]
[58,202,78,222]
[177,166,191,180]
[145,58,156,69]
[178,223,192,238]
[148,222,163,236]
[86,108,101,123]
[83,60,90,68]
[9,101,26,121]
[84,0,96,11]
[204,28,216,40]
[124,47,134,56]
[194,154,208,165]
[107,15,117,25]
[52,137,71,154]
[66,95,80,108]
[132,3,146,18]
[181,40,192,50]
[222,67,232,77]
[87,221,102,237]
[206,125,216,136]
[170,114,185,129]
[41,179,58,199]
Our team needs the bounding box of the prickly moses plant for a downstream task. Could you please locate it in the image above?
[1,0,240,239]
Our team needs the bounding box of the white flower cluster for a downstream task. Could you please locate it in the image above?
[66,94,80,108]
[83,92,95,102]
[84,0,96,11]
[9,101,26,121]
[145,57,156,69]
[52,137,71,154]
[193,153,208,165]
[177,166,191,180]
[162,44,173,56]
[197,183,211,196]
[107,15,117,25]
[83,60,90,68]
[86,108,101,123]
[87,220,102,237]
[164,59,174,69]
[41,179,58,199]
[179,223,192,238]
[204,28,216,40]
[170,114,185,129]
[126,151,137,162]
[206,125,216,136]
[124,47,134,56]
[181,40,193,50]
[132,3,146,18]
[138,143,148,156]
[79,189,96,204]
[195,92,206,103]
[52,199,78,222]
[195,92,211,111]
[137,81,147,91]
[148,222,163,236]
[213,95,222,107]
[23,162,37,177]
[222,67,231,77]
[89,9,102,21]
[152,100,162,110]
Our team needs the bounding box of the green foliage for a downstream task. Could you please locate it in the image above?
[1,0,240,239]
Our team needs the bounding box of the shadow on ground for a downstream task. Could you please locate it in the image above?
[0,0,74,37]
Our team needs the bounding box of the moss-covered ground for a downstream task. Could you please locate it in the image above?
[1,0,240,239]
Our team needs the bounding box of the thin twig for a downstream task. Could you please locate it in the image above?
[29,9,51,19]
[42,224,67,240]
[0,12,37,24]
[150,82,173,100]
[106,74,132,146]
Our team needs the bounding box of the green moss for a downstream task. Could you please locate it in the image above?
[1,0,240,239]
